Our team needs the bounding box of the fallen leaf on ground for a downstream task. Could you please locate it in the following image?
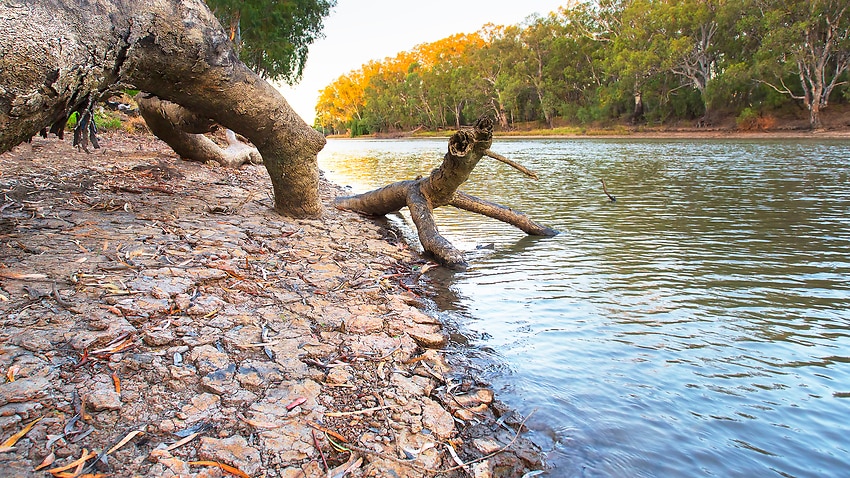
[34,451,56,470]
[106,429,144,455]
[188,460,250,478]
[0,270,47,280]
[1,416,42,448]
[47,448,97,475]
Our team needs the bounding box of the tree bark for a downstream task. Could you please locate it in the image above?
[136,94,262,167]
[0,0,324,217]
[334,117,557,268]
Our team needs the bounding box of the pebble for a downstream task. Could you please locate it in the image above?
[198,435,262,477]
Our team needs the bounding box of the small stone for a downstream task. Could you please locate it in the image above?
[473,438,503,455]
[86,387,121,411]
[345,314,384,334]
[149,449,191,475]
[408,328,447,348]
[188,344,231,374]
[452,389,495,408]
[169,364,197,380]
[186,295,227,316]
[326,366,353,385]
[198,435,262,477]
[472,459,494,478]
[391,373,426,397]
[222,389,258,407]
[181,392,220,420]
[420,397,454,440]
[0,377,49,407]
[201,365,237,395]
[235,361,284,388]
[143,328,175,346]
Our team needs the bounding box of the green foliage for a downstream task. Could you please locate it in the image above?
[316,0,850,133]
[66,110,123,131]
[736,107,759,129]
[205,0,336,84]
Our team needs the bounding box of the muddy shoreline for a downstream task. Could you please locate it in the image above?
[0,133,541,477]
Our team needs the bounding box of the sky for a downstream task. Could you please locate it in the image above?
[275,0,568,124]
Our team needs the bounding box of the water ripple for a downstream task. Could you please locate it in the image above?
[320,138,850,477]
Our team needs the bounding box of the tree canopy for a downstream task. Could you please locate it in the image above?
[206,0,336,84]
[316,0,850,134]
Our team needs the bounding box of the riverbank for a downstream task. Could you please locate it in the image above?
[343,124,850,141]
[0,132,541,477]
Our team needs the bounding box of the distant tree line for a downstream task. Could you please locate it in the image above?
[315,0,849,135]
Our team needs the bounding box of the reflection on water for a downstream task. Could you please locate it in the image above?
[319,138,850,477]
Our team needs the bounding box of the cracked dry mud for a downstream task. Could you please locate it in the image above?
[0,132,542,477]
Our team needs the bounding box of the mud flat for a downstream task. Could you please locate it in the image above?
[0,133,542,477]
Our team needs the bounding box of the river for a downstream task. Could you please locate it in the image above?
[318,137,850,477]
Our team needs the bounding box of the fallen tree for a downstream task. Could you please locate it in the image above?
[334,117,558,268]
[0,0,324,217]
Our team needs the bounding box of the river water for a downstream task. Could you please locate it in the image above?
[318,137,850,477]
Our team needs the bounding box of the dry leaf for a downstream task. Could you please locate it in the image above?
[305,420,348,443]
[188,460,250,478]
[163,431,199,451]
[111,372,121,393]
[6,365,19,382]
[285,397,306,411]
[106,429,144,455]
[0,270,47,280]
[1,416,42,448]
[34,451,56,470]
[47,448,96,475]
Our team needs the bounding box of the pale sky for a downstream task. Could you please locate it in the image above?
[275,0,567,124]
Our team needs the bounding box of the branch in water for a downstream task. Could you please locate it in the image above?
[484,149,539,180]
[601,179,616,202]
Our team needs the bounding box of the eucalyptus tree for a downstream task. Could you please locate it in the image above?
[471,24,515,129]
[657,0,730,120]
[749,0,849,129]
[552,5,609,122]
[595,0,668,123]
[515,14,567,128]
[132,0,336,174]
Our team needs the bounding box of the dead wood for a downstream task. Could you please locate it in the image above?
[334,117,558,268]
[137,94,262,167]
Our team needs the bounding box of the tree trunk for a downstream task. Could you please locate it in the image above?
[334,117,557,268]
[0,0,324,217]
[632,90,645,125]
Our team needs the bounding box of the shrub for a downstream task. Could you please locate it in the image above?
[736,107,759,130]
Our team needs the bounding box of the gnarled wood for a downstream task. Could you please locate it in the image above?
[334,117,557,268]
[0,0,323,217]
[137,94,261,167]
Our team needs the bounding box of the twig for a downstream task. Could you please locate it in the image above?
[312,430,328,472]
[484,149,539,180]
[52,283,73,308]
[601,179,616,202]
